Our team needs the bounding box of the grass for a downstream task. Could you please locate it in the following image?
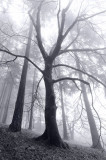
[0,124,105,160]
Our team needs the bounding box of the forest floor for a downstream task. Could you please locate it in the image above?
[0,124,105,160]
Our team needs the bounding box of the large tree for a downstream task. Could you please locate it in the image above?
[28,1,106,147]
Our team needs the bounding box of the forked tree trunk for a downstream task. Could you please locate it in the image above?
[76,55,102,149]
[59,82,68,140]
[36,58,67,147]
[9,22,33,132]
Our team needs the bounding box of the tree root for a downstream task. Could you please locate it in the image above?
[33,134,69,149]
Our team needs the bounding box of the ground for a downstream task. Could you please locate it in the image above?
[0,124,105,160]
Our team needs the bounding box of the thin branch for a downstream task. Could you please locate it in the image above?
[63,17,78,40]
[73,80,82,91]
[33,76,43,100]
[0,49,43,73]
[51,0,74,59]
[53,77,89,85]
[79,9,106,21]
[60,47,106,54]
[62,9,106,41]
[29,1,47,60]
[63,23,80,51]
[53,64,106,88]
[0,57,17,65]
[57,0,61,32]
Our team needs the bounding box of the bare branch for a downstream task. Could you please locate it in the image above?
[59,47,106,54]
[63,24,80,51]
[79,9,106,22]
[63,17,78,40]
[29,1,47,60]
[53,64,106,88]
[62,9,106,41]
[0,57,17,65]
[53,77,89,85]
[0,49,43,73]
[51,0,74,59]
[57,0,61,32]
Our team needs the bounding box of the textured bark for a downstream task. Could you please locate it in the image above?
[35,58,67,148]
[44,59,62,145]
[76,56,102,149]
[9,22,33,132]
[59,82,68,140]
[28,70,36,130]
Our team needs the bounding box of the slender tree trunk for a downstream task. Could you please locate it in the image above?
[9,22,33,132]
[68,121,75,140]
[59,82,68,140]
[70,122,74,140]
[0,82,8,121]
[75,55,102,149]
[28,69,36,130]
[38,107,42,132]
[0,80,8,109]
[2,82,13,124]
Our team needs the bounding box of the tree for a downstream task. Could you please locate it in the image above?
[1,80,13,124]
[9,20,33,132]
[28,69,36,130]
[59,82,68,140]
[29,1,106,147]
[75,54,102,149]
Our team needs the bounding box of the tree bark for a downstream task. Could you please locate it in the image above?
[35,58,67,147]
[9,21,33,132]
[59,82,68,140]
[75,55,102,149]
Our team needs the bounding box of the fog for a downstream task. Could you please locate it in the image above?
[0,0,106,150]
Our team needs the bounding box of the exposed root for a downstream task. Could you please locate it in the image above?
[33,135,69,149]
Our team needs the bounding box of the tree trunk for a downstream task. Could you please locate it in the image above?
[36,58,67,147]
[2,82,13,124]
[68,121,75,140]
[9,22,33,132]
[28,69,36,130]
[75,55,102,149]
[31,60,69,146]
[0,80,8,109]
[0,81,8,121]
[59,82,68,140]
